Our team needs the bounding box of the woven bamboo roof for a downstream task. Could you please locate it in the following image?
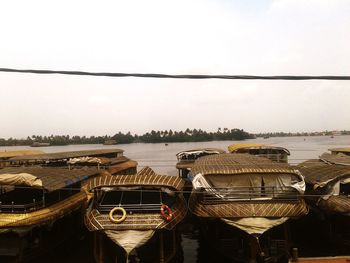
[191,153,297,176]
[320,153,350,166]
[0,167,100,191]
[107,160,138,174]
[9,149,124,161]
[228,143,290,155]
[329,148,350,154]
[176,160,195,170]
[298,165,350,187]
[86,167,185,192]
[0,150,44,159]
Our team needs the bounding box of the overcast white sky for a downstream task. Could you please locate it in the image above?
[0,0,350,139]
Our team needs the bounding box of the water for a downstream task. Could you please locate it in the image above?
[2,135,349,174]
[1,135,350,262]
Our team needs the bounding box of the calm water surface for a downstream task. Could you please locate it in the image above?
[2,135,350,174]
[1,136,350,262]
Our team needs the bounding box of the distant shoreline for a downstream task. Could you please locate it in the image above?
[1,133,349,148]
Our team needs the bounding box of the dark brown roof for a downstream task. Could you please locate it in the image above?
[176,160,195,170]
[297,159,328,169]
[0,167,100,191]
[298,165,350,187]
[191,153,297,176]
[86,167,185,191]
[9,149,124,161]
[320,153,350,166]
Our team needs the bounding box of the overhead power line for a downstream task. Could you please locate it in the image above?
[0,67,349,80]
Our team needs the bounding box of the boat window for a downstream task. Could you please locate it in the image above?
[204,174,300,201]
[0,182,81,213]
[0,187,44,212]
[340,183,350,195]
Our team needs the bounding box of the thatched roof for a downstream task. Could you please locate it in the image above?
[191,153,298,176]
[297,159,328,169]
[9,149,124,161]
[0,167,100,191]
[0,150,44,159]
[86,167,185,192]
[228,143,290,155]
[329,148,350,155]
[320,153,350,166]
[298,165,350,187]
[176,160,195,170]
[107,160,138,175]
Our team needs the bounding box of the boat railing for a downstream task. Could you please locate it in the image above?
[0,187,80,213]
[255,153,287,162]
[97,202,172,214]
[199,186,300,203]
[0,199,45,213]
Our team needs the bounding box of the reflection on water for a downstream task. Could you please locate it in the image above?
[1,136,350,262]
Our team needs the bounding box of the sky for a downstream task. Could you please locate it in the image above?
[0,0,350,139]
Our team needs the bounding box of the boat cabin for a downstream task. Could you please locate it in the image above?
[0,150,44,168]
[85,167,186,263]
[7,149,137,175]
[188,153,307,262]
[176,148,225,179]
[0,167,100,261]
[228,143,290,163]
[329,148,350,156]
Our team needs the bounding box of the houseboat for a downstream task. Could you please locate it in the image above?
[329,148,350,156]
[296,154,350,255]
[8,149,137,175]
[228,143,290,163]
[0,166,100,261]
[0,150,44,168]
[84,167,187,263]
[176,148,225,179]
[189,153,307,262]
[320,149,350,166]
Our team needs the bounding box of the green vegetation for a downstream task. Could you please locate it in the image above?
[0,128,253,146]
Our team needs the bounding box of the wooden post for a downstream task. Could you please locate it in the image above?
[93,232,98,263]
[248,235,258,263]
[284,221,290,252]
[17,238,24,263]
[159,232,165,263]
[98,233,104,263]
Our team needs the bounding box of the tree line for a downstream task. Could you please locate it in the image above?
[0,128,253,146]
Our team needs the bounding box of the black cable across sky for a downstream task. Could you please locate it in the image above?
[0,67,349,80]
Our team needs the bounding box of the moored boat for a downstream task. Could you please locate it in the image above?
[298,159,350,215]
[296,153,350,256]
[228,143,290,163]
[0,150,44,168]
[0,167,100,261]
[329,148,350,156]
[176,148,225,180]
[7,149,137,175]
[189,153,307,262]
[84,167,187,263]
